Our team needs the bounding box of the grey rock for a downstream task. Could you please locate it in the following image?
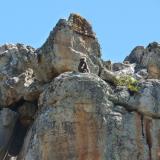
[100,68,117,83]
[18,102,37,127]
[112,62,130,71]
[0,44,39,106]
[18,72,113,160]
[19,72,160,160]
[135,69,148,80]
[125,46,145,65]
[0,108,18,159]
[109,79,160,118]
[114,63,136,76]
[132,79,160,116]
[125,42,160,79]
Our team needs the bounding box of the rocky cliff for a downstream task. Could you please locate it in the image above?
[0,13,160,160]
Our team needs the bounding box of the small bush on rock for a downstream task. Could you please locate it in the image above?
[114,75,140,93]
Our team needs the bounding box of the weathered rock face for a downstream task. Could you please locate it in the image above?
[125,46,145,65]
[105,108,160,160]
[0,108,18,159]
[33,13,101,82]
[0,13,160,160]
[0,13,102,105]
[0,44,40,106]
[19,72,160,160]
[19,72,112,160]
[125,42,160,79]
[107,84,160,160]
[131,80,160,116]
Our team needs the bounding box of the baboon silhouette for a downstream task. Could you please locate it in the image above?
[78,58,90,73]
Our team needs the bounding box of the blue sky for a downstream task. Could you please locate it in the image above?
[0,0,160,62]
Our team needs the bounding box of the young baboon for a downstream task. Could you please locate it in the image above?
[78,58,90,73]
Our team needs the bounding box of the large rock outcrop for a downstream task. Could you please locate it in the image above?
[19,72,160,160]
[18,72,112,160]
[33,14,101,82]
[125,42,160,79]
[0,13,160,160]
[0,44,42,106]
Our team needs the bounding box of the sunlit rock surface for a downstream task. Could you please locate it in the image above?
[0,14,160,160]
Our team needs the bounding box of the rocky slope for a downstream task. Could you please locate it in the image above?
[0,13,160,160]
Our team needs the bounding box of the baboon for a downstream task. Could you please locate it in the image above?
[78,58,90,73]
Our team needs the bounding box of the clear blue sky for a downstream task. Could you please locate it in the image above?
[0,0,160,62]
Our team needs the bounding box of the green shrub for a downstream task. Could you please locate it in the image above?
[114,75,140,93]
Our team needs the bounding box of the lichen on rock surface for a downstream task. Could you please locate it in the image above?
[0,13,160,160]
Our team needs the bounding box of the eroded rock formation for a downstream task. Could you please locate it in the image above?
[33,13,101,82]
[0,13,160,160]
[125,42,160,79]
